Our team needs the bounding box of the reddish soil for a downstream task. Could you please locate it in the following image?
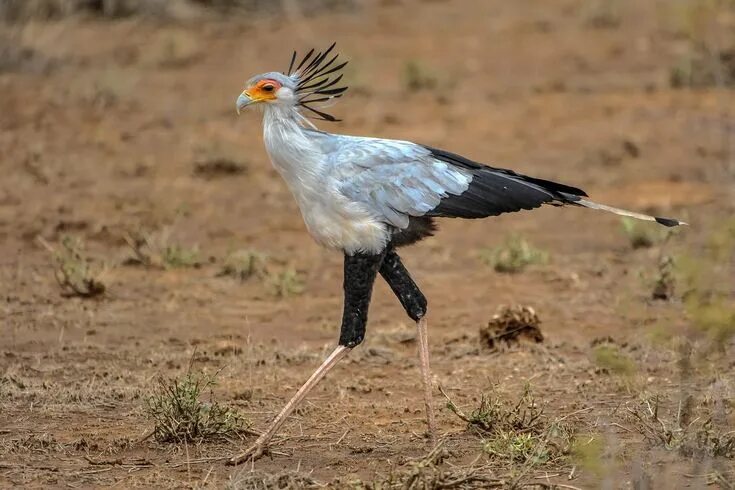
[1,0,734,487]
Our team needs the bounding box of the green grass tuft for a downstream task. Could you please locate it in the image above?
[592,344,636,377]
[627,395,735,458]
[651,255,676,300]
[124,229,200,269]
[146,370,249,443]
[479,235,548,273]
[218,249,268,281]
[443,384,575,466]
[41,236,106,298]
[160,244,200,269]
[403,59,438,91]
[268,268,305,298]
[620,217,668,249]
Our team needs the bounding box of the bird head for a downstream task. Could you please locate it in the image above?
[236,42,348,122]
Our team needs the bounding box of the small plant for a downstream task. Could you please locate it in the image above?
[268,268,305,298]
[227,470,319,490]
[146,370,249,443]
[124,229,200,269]
[626,395,735,458]
[346,442,502,489]
[479,235,548,273]
[570,434,606,479]
[620,217,665,249]
[442,384,574,465]
[218,249,268,281]
[592,343,636,377]
[160,244,200,269]
[403,59,438,91]
[39,236,106,298]
[192,141,248,180]
[652,255,676,300]
[664,0,735,89]
[154,31,201,69]
[677,222,735,344]
[584,0,622,29]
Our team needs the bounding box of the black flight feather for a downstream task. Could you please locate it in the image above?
[423,146,588,219]
[423,146,685,227]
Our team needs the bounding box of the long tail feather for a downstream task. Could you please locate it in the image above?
[574,199,687,227]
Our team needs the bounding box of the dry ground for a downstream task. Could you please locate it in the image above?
[1,0,734,487]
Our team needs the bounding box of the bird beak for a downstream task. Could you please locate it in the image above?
[236,91,253,115]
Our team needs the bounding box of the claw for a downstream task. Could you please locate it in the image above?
[227,443,269,466]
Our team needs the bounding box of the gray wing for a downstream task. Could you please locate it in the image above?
[312,131,684,232]
[320,135,472,229]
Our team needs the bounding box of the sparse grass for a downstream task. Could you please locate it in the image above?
[626,395,735,458]
[193,158,247,179]
[227,470,319,490]
[479,236,548,273]
[684,297,735,345]
[124,229,201,269]
[664,0,735,88]
[677,220,735,344]
[160,244,200,269]
[77,67,139,111]
[218,249,268,281]
[152,30,201,68]
[192,142,248,179]
[442,385,575,466]
[620,217,668,249]
[584,0,622,29]
[145,370,249,443]
[570,434,606,479]
[403,59,438,91]
[592,343,636,378]
[651,255,676,301]
[347,442,504,489]
[268,268,305,298]
[670,50,735,88]
[38,236,106,298]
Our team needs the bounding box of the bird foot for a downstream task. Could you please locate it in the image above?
[227,442,270,466]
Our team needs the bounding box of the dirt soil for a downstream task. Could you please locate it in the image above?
[1,0,734,487]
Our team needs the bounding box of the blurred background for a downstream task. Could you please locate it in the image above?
[1,0,734,487]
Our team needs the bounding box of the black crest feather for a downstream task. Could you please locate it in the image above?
[285,42,348,122]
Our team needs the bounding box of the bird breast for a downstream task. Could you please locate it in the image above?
[262,114,390,254]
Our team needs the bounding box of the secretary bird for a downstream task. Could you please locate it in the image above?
[229,43,684,464]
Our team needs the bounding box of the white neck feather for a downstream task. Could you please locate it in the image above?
[261,104,324,197]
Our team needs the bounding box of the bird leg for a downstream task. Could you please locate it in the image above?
[228,345,350,465]
[229,251,385,465]
[416,316,436,442]
[379,247,436,441]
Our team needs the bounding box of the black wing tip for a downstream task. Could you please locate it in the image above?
[655,216,687,227]
[423,145,589,199]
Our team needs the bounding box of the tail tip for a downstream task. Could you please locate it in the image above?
[655,216,687,227]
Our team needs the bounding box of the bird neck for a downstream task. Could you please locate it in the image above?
[262,104,310,134]
[261,103,324,187]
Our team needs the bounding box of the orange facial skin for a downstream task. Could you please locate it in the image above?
[243,79,282,103]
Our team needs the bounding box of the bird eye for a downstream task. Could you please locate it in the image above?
[262,84,275,92]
